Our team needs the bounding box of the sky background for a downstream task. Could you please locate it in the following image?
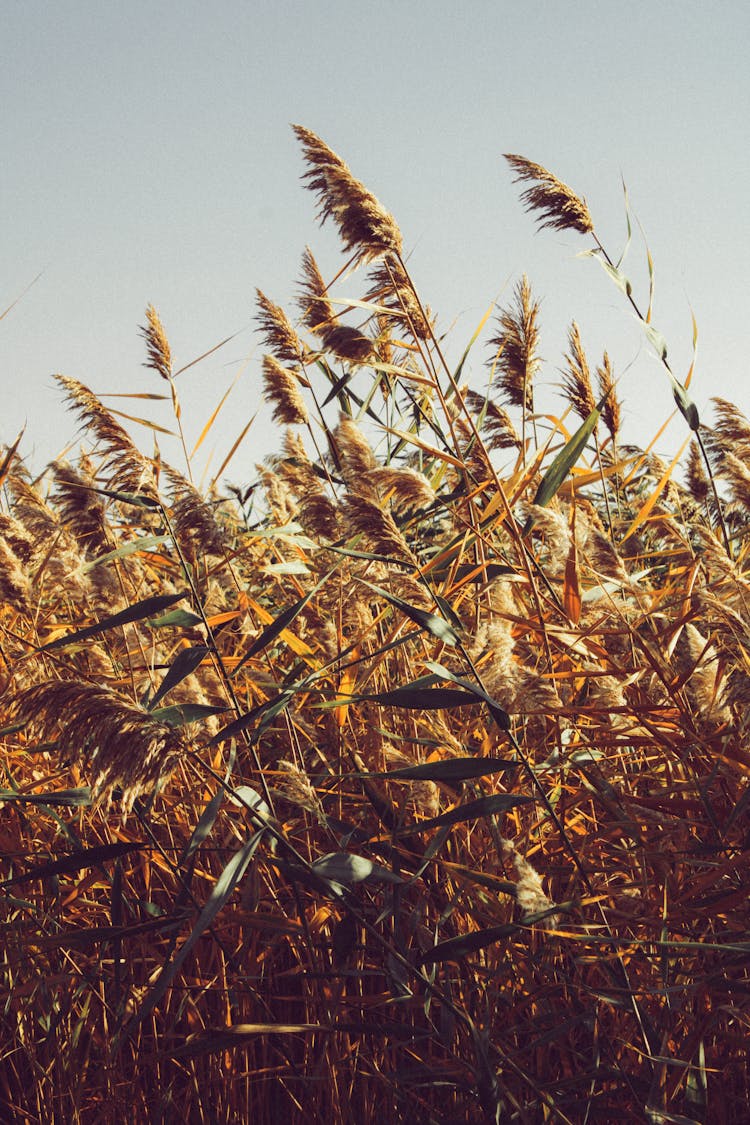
[3,0,749,486]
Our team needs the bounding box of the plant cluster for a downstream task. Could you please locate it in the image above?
[1,128,749,1124]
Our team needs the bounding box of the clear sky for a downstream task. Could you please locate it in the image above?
[3,0,749,483]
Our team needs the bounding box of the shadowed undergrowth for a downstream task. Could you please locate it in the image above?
[1,128,749,1124]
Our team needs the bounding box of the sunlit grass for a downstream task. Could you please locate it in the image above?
[1,129,748,1124]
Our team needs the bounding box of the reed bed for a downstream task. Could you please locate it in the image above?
[1,129,748,1124]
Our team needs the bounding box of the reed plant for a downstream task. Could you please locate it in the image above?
[1,128,749,1124]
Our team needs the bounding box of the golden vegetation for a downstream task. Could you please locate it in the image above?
[1,130,749,1124]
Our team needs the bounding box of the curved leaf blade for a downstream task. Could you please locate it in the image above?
[360,580,460,646]
[394,793,535,837]
[148,645,210,710]
[364,757,518,782]
[532,404,601,511]
[40,592,188,651]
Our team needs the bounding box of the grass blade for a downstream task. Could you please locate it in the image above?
[40,592,188,651]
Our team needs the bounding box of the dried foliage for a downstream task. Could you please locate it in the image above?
[1,131,748,1125]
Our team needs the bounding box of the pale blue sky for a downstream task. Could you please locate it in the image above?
[3,1,748,481]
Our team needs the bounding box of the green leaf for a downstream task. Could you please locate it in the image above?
[170,1023,348,1060]
[38,915,183,950]
[531,401,602,511]
[311,852,402,893]
[319,544,413,570]
[148,645,211,710]
[210,689,296,746]
[146,609,204,628]
[423,661,511,730]
[435,561,516,584]
[40,592,187,650]
[228,784,271,821]
[263,561,310,576]
[149,703,229,728]
[0,787,92,807]
[418,924,520,965]
[231,570,333,678]
[616,178,633,269]
[311,853,374,884]
[665,369,700,431]
[360,580,460,646]
[592,251,633,297]
[179,743,237,865]
[451,303,493,384]
[82,533,170,572]
[85,485,161,509]
[127,831,266,1035]
[364,757,519,783]
[393,793,534,837]
[0,841,145,889]
[643,322,668,361]
[363,684,482,711]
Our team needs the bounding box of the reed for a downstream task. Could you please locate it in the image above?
[1,130,747,1124]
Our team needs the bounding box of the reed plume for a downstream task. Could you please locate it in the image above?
[164,464,229,558]
[140,303,173,381]
[466,391,522,451]
[366,255,432,340]
[561,322,597,422]
[12,681,189,813]
[596,350,621,444]
[256,289,308,366]
[504,154,594,234]
[55,375,158,501]
[293,125,403,265]
[297,247,375,361]
[52,458,114,558]
[262,355,309,426]
[488,276,540,415]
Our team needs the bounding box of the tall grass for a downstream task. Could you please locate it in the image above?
[1,128,749,1124]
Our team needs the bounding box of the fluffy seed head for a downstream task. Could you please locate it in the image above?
[293,125,403,265]
[140,304,173,381]
[504,154,594,234]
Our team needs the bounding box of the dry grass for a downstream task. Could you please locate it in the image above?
[1,131,749,1124]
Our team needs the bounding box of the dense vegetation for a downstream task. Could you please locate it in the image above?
[2,127,749,1123]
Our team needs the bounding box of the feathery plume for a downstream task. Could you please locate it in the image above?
[366,255,432,340]
[710,397,750,463]
[262,355,309,426]
[12,681,189,813]
[164,465,229,557]
[0,538,31,612]
[52,459,114,558]
[293,125,403,265]
[596,351,621,444]
[466,392,522,451]
[318,324,374,365]
[500,838,559,928]
[140,304,173,381]
[297,492,342,542]
[561,322,596,422]
[298,246,337,336]
[276,759,326,825]
[54,375,158,501]
[343,492,415,564]
[367,466,435,516]
[335,415,377,481]
[685,440,709,505]
[504,154,594,234]
[256,289,308,366]
[0,513,35,563]
[487,275,540,414]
